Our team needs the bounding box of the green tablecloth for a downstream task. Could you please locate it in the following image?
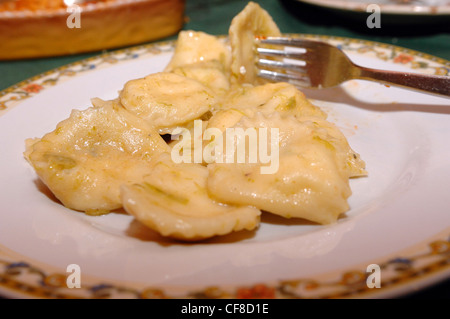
[0,0,449,299]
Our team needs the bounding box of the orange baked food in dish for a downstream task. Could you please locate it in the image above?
[0,0,108,11]
[0,0,185,59]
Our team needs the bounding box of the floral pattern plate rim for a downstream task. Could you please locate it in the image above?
[0,34,449,299]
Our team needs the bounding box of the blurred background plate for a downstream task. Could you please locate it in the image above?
[285,0,450,25]
[291,0,450,15]
[0,0,185,60]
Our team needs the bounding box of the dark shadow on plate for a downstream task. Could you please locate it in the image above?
[32,177,259,245]
[125,218,259,246]
[33,178,130,215]
[125,219,181,246]
[261,211,349,226]
[260,211,319,226]
[32,180,345,245]
[202,228,258,244]
[301,86,450,114]
[124,212,355,246]
[33,178,61,205]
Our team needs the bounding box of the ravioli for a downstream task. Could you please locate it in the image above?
[121,153,261,240]
[206,113,365,224]
[164,30,231,73]
[218,82,327,120]
[24,1,366,241]
[228,1,281,85]
[24,100,170,213]
[119,72,218,134]
[171,61,230,96]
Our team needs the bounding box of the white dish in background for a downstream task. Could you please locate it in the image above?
[292,0,450,15]
[0,35,449,299]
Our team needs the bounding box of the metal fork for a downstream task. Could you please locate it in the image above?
[256,37,450,97]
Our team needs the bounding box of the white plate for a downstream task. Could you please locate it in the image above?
[292,0,450,15]
[0,35,449,299]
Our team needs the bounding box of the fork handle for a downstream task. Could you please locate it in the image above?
[357,66,450,97]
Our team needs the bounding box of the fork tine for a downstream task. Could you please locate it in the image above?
[258,69,311,87]
[257,58,307,73]
[255,36,321,88]
[257,37,326,50]
[256,47,306,60]
[256,36,450,96]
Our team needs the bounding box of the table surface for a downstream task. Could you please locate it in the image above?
[0,0,449,299]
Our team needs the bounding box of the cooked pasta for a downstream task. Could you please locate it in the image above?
[24,2,366,240]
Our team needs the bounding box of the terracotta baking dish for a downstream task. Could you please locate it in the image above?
[0,0,185,60]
